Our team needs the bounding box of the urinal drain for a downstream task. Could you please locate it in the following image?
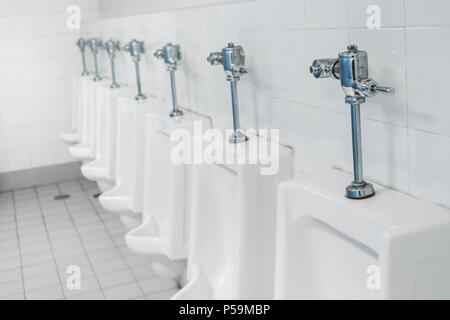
[54,194,71,200]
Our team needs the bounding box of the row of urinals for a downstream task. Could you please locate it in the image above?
[61,75,450,299]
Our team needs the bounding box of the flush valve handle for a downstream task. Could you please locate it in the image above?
[356,79,396,97]
[154,49,164,59]
[207,52,223,65]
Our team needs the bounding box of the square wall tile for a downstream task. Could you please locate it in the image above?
[405,0,450,26]
[406,27,450,136]
[409,129,450,208]
[349,28,407,126]
[348,0,404,28]
[305,0,349,29]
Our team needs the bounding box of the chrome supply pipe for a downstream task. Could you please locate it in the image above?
[124,39,146,101]
[154,43,183,117]
[310,44,395,199]
[207,43,251,144]
[88,38,102,82]
[104,40,120,89]
[76,38,89,76]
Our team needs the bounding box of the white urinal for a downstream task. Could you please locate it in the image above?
[172,135,294,300]
[69,78,109,160]
[274,169,450,300]
[60,76,83,144]
[81,85,134,193]
[125,109,211,279]
[99,95,166,229]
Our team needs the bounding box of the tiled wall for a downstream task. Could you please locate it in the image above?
[82,0,450,207]
[97,0,247,19]
[0,0,98,174]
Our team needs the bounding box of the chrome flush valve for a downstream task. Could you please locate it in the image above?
[75,38,89,76]
[124,39,146,101]
[104,40,120,89]
[154,43,183,117]
[310,44,395,199]
[207,43,251,143]
[88,38,102,82]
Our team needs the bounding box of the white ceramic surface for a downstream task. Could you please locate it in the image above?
[125,108,211,278]
[81,85,135,191]
[60,76,83,144]
[275,169,450,299]
[99,95,166,227]
[173,135,294,299]
[69,78,109,160]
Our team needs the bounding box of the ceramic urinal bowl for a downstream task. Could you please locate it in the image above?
[274,169,450,300]
[99,95,166,229]
[60,76,83,144]
[81,85,134,193]
[125,109,211,280]
[69,78,109,160]
[172,135,294,300]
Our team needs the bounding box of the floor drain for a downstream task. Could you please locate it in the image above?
[54,194,71,200]
[93,193,102,199]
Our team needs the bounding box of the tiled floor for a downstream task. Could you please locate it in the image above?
[0,179,179,300]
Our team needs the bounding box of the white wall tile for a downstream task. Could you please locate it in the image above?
[10,14,35,37]
[348,0,404,28]
[405,0,450,26]
[75,0,450,207]
[270,0,305,30]
[0,0,99,174]
[406,28,450,136]
[349,28,407,126]
[305,0,349,29]
[362,119,409,192]
[409,129,450,207]
[0,17,11,38]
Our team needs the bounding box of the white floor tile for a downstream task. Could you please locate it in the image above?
[24,273,60,291]
[97,269,135,289]
[0,280,23,298]
[92,258,129,276]
[67,290,104,300]
[0,268,22,285]
[138,277,178,295]
[23,261,57,279]
[63,276,101,298]
[0,256,21,272]
[26,285,64,300]
[103,282,143,300]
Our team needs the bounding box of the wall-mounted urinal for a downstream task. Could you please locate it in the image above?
[60,76,83,144]
[125,109,211,280]
[61,38,90,145]
[81,85,134,192]
[172,135,294,300]
[81,40,133,193]
[68,78,110,161]
[274,169,450,300]
[99,95,166,229]
[69,38,107,161]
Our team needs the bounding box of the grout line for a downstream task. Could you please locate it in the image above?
[10,190,26,300]
[402,0,411,195]
[33,186,67,300]
[77,180,158,298]
[54,182,107,300]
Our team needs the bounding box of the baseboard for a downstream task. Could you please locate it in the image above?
[0,162,83,192]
